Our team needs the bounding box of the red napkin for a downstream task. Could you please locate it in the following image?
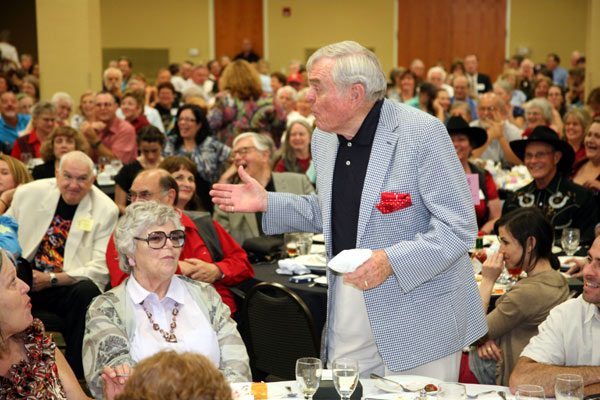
[376,192,412,214]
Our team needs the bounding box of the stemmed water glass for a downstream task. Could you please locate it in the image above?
[555,374,584,400]
[296,357,322,400]
[332,358,358,400]
[561,228,581,256]
[515,384,546,399]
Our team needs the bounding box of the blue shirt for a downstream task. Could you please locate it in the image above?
[0,113,31,149]
[553,67,568,88]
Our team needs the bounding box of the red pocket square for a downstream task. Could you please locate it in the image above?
[376,192,412,214]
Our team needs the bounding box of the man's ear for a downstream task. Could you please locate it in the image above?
[553,150,562,166]
[166,188,177,207]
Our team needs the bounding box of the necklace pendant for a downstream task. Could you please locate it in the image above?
[167,333,177,343]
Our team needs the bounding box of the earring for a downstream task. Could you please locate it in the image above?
[128,257,135,266]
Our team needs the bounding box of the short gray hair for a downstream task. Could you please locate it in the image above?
[297,87,309,101]
[427,66,447,81]
[31,101,57,119]
[525,98,553,124]
[51,92,73,107]
[114,201,184,274]
[494,79,513,94]
[103,67,123,87]
[306,41,386,102]
[277,85,298,102]
[58,150,96,177]
[233,132,275,158]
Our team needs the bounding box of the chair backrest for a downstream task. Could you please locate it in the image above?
[242,282,320,380]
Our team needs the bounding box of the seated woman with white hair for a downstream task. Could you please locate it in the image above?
[82,201,250,398]
[523,98,559,137]
[426,66,454,98]
[51,92,74,127]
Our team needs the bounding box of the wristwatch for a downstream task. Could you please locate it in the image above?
[49,272,58,286]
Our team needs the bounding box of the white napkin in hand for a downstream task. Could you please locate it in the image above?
[328,249,372,273]
[276,259,311,275]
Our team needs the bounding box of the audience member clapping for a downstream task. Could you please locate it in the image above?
[0,154,32,214]
[208,59,286,146]
[83,201,251,398]
[466,208,569,386]
[114,125,165,214]
[164,104,230,183]
[494,80,525,128]
[32,126,88,180]
[70,91,96,131]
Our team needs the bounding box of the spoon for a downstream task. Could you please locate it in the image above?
[369,373,420,392]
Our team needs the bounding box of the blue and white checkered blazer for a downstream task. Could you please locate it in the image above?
[263,99,488,371]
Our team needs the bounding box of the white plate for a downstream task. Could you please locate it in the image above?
[314,276,328,287]
[294,254,327,268]
[374,375,442,393]
[313,233,325,243]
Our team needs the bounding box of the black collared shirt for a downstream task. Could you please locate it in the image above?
[255,177,276,235]
[331,100,383,257]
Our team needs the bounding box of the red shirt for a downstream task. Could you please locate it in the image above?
[129,115,150,135]
[11,128,42,160]
[94,117,137,163]
[105,210,254,314]
[273,156,312,173]
[474,170,499,228]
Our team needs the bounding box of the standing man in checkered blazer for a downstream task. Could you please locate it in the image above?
[211,41,487,380]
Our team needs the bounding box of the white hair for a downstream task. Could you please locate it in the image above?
[58,150,97,177]
[427,66,447,81]
[51,92,73,107]
[494,79,513,94]
[297,87,309,101]
[233,132,274,158]
[306,41,387,102]
[103,67,123,87]
[277,85,298,102]
[525,98,553,124]
[114,201,184,273]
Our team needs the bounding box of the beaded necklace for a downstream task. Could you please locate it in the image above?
[141,300,180,343]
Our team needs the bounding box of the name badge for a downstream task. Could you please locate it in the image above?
[76,218,94,231]
[477,83,485,91]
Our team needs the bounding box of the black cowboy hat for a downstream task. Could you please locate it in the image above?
[509,126,575,172]
[446,116,488,149]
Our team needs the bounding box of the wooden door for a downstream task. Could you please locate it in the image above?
[397,0,506,82]
[214,0,263,60]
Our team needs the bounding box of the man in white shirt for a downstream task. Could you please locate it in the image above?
[509,236,600,396]
[183,65,212,102]
[470,93,522,165]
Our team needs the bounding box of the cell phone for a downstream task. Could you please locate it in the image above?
[289,274,319,283]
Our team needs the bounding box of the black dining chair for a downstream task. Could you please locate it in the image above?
[242,281,321,381]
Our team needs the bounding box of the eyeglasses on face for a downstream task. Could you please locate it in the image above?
[127,190,166,202]
[231,146,257,158]
[134,230,186,249]
[177,117,197,123]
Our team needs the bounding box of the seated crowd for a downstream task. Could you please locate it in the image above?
[0,40,599,399]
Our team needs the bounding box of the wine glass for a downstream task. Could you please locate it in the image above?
[561,228,581,256]
[516,384,545,399]
[296,357,322,400]
[555,374,583,400]
[332,358,358,400]
[437,383,466,399]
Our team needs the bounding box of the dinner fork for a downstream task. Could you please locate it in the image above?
[466,390,506,399]
[369,373,420,392]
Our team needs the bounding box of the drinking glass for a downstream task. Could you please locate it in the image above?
[561,228,581,256]
[555,374,584,400]
[437,383,466,399]
[296,357,322,400]
[515,384,546,399]
[332,358,358,400]
[297,233,314,256]
[285,233,299,258]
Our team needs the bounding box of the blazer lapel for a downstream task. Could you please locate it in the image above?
[314,132,339,258]
[64,193,92,266]
[356,102,398,245]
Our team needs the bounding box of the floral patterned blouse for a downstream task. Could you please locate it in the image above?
[207,91,287,147]
[0,319,67,399]
[163,135,231,183]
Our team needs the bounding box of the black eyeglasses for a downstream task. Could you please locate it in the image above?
[134,230,186,249]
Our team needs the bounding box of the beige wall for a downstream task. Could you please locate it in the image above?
[100,0,211,65]
[266,0,395,75]
[36,0,103,101]
[509,0,587,66]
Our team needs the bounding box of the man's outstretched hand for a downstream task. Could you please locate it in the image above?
[210,166,268,213]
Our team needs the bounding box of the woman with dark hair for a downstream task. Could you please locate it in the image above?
[32,126,89,180]
[159,155,211,212]
[407,82,437,116]
[387,69,417,103]
[465,207,569,386]
[114,126,166,214]
[208,59,286,147]
[446,58,465,85]
[164,104,230,183]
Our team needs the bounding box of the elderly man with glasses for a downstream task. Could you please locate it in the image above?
[105,168,253,317]
[5,150,119,378]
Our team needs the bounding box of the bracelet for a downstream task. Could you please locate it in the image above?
[0,198,8,210]
[91,140,102,149]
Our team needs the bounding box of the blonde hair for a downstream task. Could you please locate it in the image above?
[0,155,32,189]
